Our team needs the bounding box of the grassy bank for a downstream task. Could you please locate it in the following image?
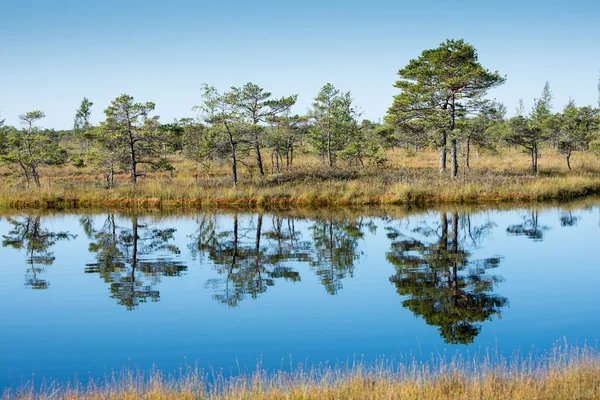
[4,344,600,399]
[2,149,600,209]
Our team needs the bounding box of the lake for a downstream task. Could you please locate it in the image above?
[1,202,599,390]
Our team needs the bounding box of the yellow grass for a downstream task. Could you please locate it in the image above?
[1,148,600,209]
[4,343,600,399]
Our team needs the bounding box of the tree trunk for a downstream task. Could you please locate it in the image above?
[448,92,457,178]
[451,213,458,252]
[254,130,264,176]
[31,164,41,189]
[531,144,538,175]
[271,150,275,173]
[327,130,333,168]
[451,139,458,178]
[230,142,238,187]
[254,214,263,287]
[566,154,572,171]
[19,162,31,188]
[279,152,284,172]
[440,212,448,250]
[255,214,262,254]
[130,216,139,302]
[129,139,137,184]
[439,131,447,173]
[274,146,280,174]
[466,137,471,170]
[530,148,535,174]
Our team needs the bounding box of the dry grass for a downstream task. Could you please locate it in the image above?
[1,148,600,209]
[4,343,600,399]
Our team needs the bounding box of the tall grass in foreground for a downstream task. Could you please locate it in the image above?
[4,343,600,399]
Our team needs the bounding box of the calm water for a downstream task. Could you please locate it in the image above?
[1,203,599,389]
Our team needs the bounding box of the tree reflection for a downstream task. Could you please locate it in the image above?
[83,214,186,310]
[559,211,579,227]
[192,213,307,307]
[387,212,507,344]
[506,210,549,241]
[309,217,373,295]
[2,215,74,289]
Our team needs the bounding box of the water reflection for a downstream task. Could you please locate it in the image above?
[506,210,550,241]
[2,215,75,289]
[309,217,373,295]
[189,213,373,303]
[560,211,579,227]
[191,213,307,307]
[3,204,596,344]
[387,212,507,344]
[82,214,187,310]
[1,202,600,390]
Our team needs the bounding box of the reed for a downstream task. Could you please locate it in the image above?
[1,149,599,209]
[4,342,600,399]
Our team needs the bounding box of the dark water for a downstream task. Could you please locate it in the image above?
[1,202,599,389]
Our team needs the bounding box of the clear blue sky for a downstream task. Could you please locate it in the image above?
[1,0,599,129]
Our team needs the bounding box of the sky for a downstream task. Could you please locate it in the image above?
[1,0,599,129]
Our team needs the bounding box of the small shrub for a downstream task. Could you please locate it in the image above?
[72,157,85,168]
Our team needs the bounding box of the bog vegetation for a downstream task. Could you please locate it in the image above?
[1,39,600,207]
[4,343,600,400]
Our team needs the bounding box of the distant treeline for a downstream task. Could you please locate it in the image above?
[1,39,599,188]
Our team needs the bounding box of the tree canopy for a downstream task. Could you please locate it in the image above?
[387,39,506,177]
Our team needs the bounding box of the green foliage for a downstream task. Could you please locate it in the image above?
[88,124,127,188]
[72,156,85,168]
[2,45,600,193]
[308,83,366,168]
[502,112,548,174]
[150,157,175,173]
[181,118,222,174]
[387,39,505,175]
[556,100,596,169]
[231,82,297,125]
[74,97,94,134]
[338,120,387,168]
[72,97,95,160]
[158,120,185,155]
[503,116,545,148]
[196,84,250,186]
[265,114,310,172]
[455,100,506,160]
[589,140,600,158]
[388,39,505,123]
[0,110,67,188]
[531,81,553,123]
[229,82,297,175]
[98,94,160,184]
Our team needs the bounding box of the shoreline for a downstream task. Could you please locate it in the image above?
[1,173,600,210]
